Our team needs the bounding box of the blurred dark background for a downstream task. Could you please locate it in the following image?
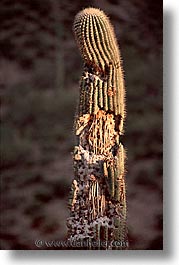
[0,0,163,250]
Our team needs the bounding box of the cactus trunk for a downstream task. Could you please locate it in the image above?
[67,7,128,250]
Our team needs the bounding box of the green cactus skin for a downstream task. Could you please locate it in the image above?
[74,7,126,131]
[67,7,128,250]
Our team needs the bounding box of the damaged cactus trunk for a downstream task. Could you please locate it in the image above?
[67,7,128,250]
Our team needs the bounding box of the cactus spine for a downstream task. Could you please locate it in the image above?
[67,8,127,250]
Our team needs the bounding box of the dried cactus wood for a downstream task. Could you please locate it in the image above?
[67,7,127,250]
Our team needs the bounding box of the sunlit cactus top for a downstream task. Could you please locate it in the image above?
[73,7,121,72]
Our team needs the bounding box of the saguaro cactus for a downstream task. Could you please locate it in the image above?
[67,7,127,250]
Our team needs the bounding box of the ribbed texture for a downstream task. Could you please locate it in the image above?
[73,8,120,68]
[74,7,126,129]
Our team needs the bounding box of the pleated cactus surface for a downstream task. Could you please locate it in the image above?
[67,7,128,250]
